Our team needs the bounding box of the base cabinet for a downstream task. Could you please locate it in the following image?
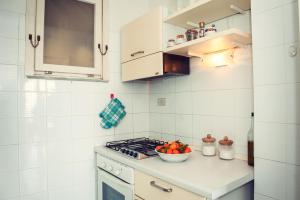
[134,171,206,200]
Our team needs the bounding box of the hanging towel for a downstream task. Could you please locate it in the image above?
[99,98,126,129]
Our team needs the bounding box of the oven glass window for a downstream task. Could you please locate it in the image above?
[103,182,125,200]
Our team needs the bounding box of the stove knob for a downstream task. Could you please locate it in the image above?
[114,170,121,176]
[133,152,138,158]
[125,150,130,155]
[121,149,126,153]
[106,165,112,172]
[129,151,134,156]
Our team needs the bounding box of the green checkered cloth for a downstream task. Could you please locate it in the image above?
[99,98,126,129]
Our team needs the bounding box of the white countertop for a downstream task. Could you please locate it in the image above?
[94,146,254,200]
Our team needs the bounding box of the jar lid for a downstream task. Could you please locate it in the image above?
[176,34,184,38]
[202,134,216,143]
[219,136,234,146]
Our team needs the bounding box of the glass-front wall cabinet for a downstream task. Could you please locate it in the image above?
[26,0,109,81]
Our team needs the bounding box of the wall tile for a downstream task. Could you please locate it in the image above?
[46,93,71,116]
[133,113,149,133]
[213,90,235,116]
[0,145,18,171]
[255,122,287,162]
[0,65,18,91]
[255,158,286,200]
[0,37,18,65]
[47,164,72,190]
[175,114,193,137]
[0,92,18,117]
[252,7,284,49]
[283,1,299,44]
[234,89,253,118]
[47,141,72,166]
[20,168,47,195]
[286,124,300,165]
[0,171,19,199]
[0,11,20,39]
[0,117,18,145]
[149,113,161,133]
[287,83,300,124]
[71,138,94,162]
[175,92,193,114]
[192,91,214,115]
[160,114,175,135]
[132,94,149,113]
[20,192,47,200]
[0,0,26,13]
[286,42,300,83]
[253,45,286,85]
[19,117,46,144]
[46,116,71,142]
[19,93,46,117]
[71,116,95,139]
[254,85,287,123]
[286,164,300,200]
[192,115,214,139]
[71,93,95,115]
[114,113,133,134]
[19,143,46,170]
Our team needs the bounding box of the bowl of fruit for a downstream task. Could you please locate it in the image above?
[155,141,192,162]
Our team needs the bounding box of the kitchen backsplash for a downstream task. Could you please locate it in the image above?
[149,12,253,159]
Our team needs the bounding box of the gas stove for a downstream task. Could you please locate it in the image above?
[105,137,166,159]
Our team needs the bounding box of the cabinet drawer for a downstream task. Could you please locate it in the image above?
[135,171,206,200]
[121,7,163,63]
[122,52,163,81]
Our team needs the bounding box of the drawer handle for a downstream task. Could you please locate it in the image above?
[131,51,145,57]
[150,181,173,193]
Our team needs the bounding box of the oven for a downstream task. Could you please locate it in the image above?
[97,155,134,200]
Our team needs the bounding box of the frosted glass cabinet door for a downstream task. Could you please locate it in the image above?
[35,0,103,77]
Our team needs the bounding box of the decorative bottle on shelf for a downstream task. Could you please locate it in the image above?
[247,112,254,166]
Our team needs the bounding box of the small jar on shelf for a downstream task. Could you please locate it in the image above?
[218,136,234,160]
[201,134,216,156]
[185,29,198,41]
[176,34,185,44]
[167,39,176,47]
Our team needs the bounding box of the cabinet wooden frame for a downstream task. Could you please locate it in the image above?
[25,0,109,81]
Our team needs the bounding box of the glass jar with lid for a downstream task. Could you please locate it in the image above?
[218,136,234,160]
[185,29,198,41]
[201,134,216,156]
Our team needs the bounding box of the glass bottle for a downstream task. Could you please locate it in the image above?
[247,112,254,166]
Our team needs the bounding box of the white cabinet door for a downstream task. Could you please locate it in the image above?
[122,52,163,82]
[26,0,109,81]
[121,7,163,63]
[135,170,206,200]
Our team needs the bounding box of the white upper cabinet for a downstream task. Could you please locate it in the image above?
[121,7,163,63]
[25,0,109,81]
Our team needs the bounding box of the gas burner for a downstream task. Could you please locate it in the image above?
[106,137,166,160]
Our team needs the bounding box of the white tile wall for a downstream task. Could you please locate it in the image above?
[149,15,253,158]
[0,0,151,199]
[252,0,300,199]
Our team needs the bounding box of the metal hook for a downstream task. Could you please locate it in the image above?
[98,43,108,55]
[29,34,40,48]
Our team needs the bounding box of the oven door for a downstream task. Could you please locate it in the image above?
[98,168,134,200]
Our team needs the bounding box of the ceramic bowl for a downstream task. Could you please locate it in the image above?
[155,150,191,162]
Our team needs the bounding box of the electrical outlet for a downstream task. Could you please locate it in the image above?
[157,98,166,106]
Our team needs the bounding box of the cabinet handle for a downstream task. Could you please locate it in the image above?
[98,44,108,55]
[131,51,144,57]
[150,181,173,193]
[28,34,40,48]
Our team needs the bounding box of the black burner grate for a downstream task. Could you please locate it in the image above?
[106,137,165,157]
